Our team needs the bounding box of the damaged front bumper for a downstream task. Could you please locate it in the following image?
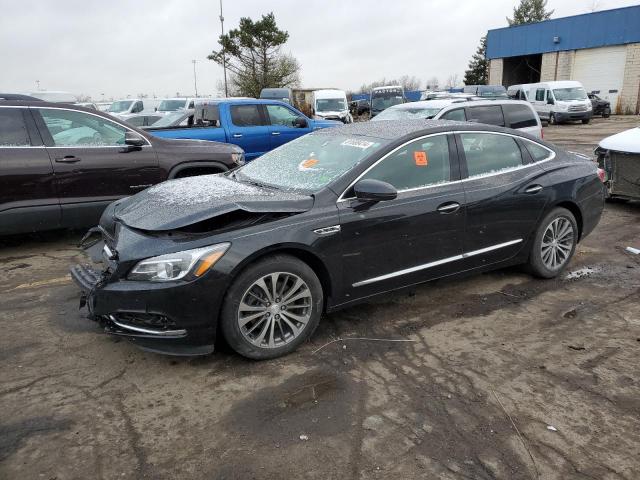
[70,262,220,356]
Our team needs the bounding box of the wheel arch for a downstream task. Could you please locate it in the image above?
[168,161,229,179]
[552,200,583,241]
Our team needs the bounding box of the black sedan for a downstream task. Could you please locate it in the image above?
[71,120,605,358]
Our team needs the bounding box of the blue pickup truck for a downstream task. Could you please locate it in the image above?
[147,99,339,160]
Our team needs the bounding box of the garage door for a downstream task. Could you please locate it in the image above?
[573,45,627,114]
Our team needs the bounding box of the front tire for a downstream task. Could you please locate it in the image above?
[220,255,323,360]
[582,118,590,124]
[528,208,578,278]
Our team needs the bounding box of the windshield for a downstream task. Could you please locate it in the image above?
[477,86,507,98]
[372,107,443,121]
[108,100,133,113]
[553,87,588,101]
[236,133,386,192]
[371,90,404,112]
[151,112,189,127]
[316,98,347,112]
[158,99,187,111]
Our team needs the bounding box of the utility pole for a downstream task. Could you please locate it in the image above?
[192,59,198,97]
[219,0,228,97]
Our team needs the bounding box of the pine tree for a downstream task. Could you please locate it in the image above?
[463,36,488,86]
[507,0,553,26]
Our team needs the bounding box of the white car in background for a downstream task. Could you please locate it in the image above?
[156,97,208,115]
[372,99,543,139]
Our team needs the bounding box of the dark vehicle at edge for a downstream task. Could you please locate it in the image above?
[0,100,245,235]
[587,93,611,118]
[71,120,605,358]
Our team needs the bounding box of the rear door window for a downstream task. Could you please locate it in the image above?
[230,105,265,127]
[466,105,505,126]
[0,109,30,146]
[523,140,554,162]
[535,89,545,101]
[502,104,538,129]
[460,133,523,178]
[440,108,466,121]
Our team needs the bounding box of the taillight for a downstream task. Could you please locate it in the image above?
[597,167,605,183]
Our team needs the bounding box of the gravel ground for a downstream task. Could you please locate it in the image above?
[1,115,639,480]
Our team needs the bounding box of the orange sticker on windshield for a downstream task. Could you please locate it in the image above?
[414,151,428,166]
[301,158,319,168]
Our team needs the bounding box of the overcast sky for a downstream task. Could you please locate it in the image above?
[1,0,637,100]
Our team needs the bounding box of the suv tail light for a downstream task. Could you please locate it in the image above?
[597,167,606,183]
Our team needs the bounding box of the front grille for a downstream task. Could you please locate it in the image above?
[114,312,177,330]
[610,152,640,198]
[568,105,587,112]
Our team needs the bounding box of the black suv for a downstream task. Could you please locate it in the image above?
[0,101,245,235]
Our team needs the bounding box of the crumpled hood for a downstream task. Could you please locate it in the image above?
[599,127,640,154]
[113,174,313,231]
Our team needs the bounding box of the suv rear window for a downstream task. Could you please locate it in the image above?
[0,109,30,146]
[502,104,538,129]
[230,105,264,127]
[467,105,504,126]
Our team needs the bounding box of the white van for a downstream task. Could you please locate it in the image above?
[516,81,592,125]
[107,98,146,118]
[312,89,352,123]
[156,97,208,115]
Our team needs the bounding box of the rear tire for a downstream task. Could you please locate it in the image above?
[528,208,578,279]
[582,118,590,124]
[220,255,323,360]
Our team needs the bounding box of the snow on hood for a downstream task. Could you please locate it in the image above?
[113,174,313,231]
[599,127,640,154]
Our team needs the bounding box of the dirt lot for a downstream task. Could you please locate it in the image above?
[1,116,639,480]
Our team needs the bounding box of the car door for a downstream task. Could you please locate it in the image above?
[502,103,541,138]
[225,103,271,160]
[533,88,550,121]
[265,104,312,149]
[0,107,61,234]
[456,131,549,269]
[33,106,161,228]
[465,105,505,127]
[439,107,467,121]
[337,133,466,301]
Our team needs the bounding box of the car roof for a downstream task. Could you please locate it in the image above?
[313,119,521,141]
[0,93,42,101]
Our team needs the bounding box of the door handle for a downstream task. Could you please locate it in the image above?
[232,133,243,138]
[55,155,81,163]
[271,131,281,136]
[437,202,460,214]
[524,184,543,194]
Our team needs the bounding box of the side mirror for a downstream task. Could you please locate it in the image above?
[547,97,555,105]
[124,131,146,147]
[293,116,308,128]
[353,179,397,202]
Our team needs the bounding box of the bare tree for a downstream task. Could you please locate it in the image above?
[425,76,439,90]
[445,74,460,89]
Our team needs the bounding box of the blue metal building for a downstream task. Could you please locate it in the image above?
[485,5,640,114]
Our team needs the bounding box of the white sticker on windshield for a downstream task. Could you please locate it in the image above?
[341,139,375,149]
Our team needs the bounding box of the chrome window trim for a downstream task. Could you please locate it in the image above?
[352,239,523,287]
[0,105,152,147]
[337,130,555,203]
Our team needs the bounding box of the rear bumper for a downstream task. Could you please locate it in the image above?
[70,263,224,356]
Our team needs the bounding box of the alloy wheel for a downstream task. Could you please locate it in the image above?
[237,272,313,349]
[541,217,574,270]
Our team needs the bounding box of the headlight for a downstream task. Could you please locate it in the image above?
[231,152,245,166]
[128,243,230,282]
